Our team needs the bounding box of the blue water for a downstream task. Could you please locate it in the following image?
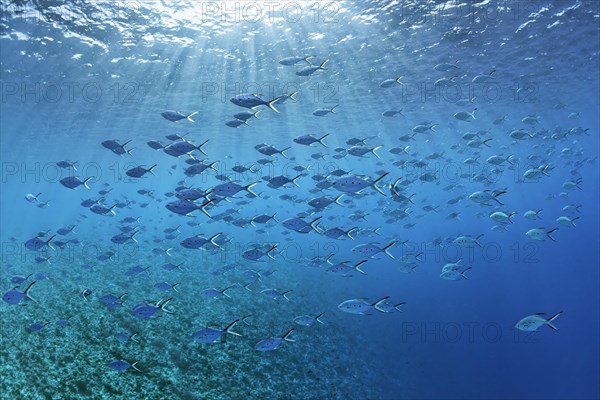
[1,1,599,399]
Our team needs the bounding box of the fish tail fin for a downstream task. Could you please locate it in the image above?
[291,174,302,188]
[282,290,292,301]
[148,164,157,176]
[171,283,181,293]
[508,212,517,223]
[130,230,139,243]
[415,251,423,262]
[266,97,281,113]
[24,281,38,303]
[475,234,484,247]
[372,172,389,195]
[245,182,259,197]
[546,311,562,330]
[197,139,210,156]
[483,139,492,147]
[396,76,404,85]
[536,209,543,218]
[547,228,558,242]
[330,105,338,114]
[282,328,295,342]
[309,217,322,233]
[334,194,344,206]
[186,111,198,122]
[253,109,262,119]
[571,217,579,227]
[346,227,358,240]
[279,147,291,158]
[319,59,329,70]
[288,91,299,101]
[108,204,118,215]
[318,133,329,147]
[267,244,279,260]
[82,176,94,190]
[271,212,280,223]
[303,56,313,64]
[225,319,242,336]
[461,267,472,280]
[165,247,174,257]
[371,145,383,159]
[316,313,325,324]
[394,302,406,312]
[209,233,222,249]
[44,234,56,250]
[354,260,368,275]
[373,296,390,312]
[383,240,397,259]
[242,283,253,292]
[325,253,335,265]
[159,298,174,314]
[131,361,142,373]
[209,161,219,172]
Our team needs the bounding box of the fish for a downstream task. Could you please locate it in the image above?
[131,298,173,319]
[226,119,248,128]
[164,139,210,158]
[242,244,278,261]
[515,312,562,332]
[282,217,321,234]
[526,228,558,242]
[338,296,389,315]
[255,329,295,351]
[312,106,337,116]
[380,76,403,88]
[261,288,292,301]
[180,233,222,250]
[469,190,506,206]
[279,56,313,65]
[382,110,404,117]
[556,216,579,227]
[230,94,282,112]
[296,59,328,76]
[234,110,262,121]
[108,360,141,372]
[25,192,42,203]
[489,211,516,224]
[326,259,367,276]
[293,133,329,147]
[165,199,212,217]
[209,182,258,198]
[56,160,78,170]
[333,172,388,195]
[352,241,397,259]
[434,60,460,71]
[60,176,93,190]
[161,111,198,122]
[294,313,325,327]
[192,320,242,344]
[25,235,55,251]
[453,109,476,121]
[126,165,157,178]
